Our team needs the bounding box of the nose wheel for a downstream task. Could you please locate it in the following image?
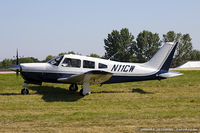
[21,88,29,95]
[21,82,29,95]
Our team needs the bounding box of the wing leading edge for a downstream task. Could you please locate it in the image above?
[57,70,113,85]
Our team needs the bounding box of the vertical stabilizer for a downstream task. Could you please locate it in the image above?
[144,42,178,71]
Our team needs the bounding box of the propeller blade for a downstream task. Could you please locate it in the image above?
[16,69,19,79]
[16,49,20,78]
[9,49,21,79]
[9,65,21,79]
[16,49,19,65]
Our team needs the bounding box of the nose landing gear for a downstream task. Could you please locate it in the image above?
[21,82,29,95]
[21,88,29,95]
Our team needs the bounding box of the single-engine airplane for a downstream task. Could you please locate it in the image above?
[9,42,182,96]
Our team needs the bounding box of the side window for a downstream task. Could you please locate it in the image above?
[98,63,108,69]
[83,60,95,69]
[62,58,81,68]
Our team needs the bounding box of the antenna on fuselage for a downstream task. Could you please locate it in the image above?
[108,51,120,60]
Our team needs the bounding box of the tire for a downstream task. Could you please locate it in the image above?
[80,89,84,96]
[69,84,78,91]
[21,88,29,95]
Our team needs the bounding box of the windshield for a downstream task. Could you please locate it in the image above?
[48,55,64,66]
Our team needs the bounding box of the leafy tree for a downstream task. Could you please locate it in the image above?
[19,57,39,63]
[190,49,200,61]
[1,59,12,68]
[163,31,181,42]
[59,51,76,56]
[89,53,100,58]
[59,52,67,56]
[104,28,136,62]
[43,55,56,62]
[67,51,76,55]
[0,57,39,69]
[135,30,161,62]
[163,31,193,67]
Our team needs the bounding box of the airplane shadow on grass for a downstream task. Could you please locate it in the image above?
[29,86,84,102]
[0,93,22,96]
[0,87,153,102]
[30,87,153,102]
[132,88,153,94]
[29,87,153,102]
[92,88,153,94]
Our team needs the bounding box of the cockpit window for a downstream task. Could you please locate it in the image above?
[48,55,64,66]
[99,63,107,69]
[83,60,95,69]
[61,58,81,68]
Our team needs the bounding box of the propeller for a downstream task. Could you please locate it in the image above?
[8,49,21,78]
[16,49,19,77]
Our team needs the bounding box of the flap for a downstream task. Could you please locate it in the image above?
[58,70,113,85]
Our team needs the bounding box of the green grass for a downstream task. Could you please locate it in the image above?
[0,71,200,132]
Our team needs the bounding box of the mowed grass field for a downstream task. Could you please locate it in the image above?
[0,71,200,132]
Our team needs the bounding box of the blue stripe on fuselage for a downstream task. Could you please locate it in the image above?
[21,72,74,83]
[103,74,158,84]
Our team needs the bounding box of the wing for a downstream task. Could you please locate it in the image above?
[57,70,113,85]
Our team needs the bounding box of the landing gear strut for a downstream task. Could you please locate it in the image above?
[80,82,91,96]
[21,82,29,95]
[69,84,78,92]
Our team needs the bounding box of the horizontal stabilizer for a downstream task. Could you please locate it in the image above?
[158,71,183,78]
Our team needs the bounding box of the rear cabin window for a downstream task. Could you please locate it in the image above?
[62,58,81,68]
[98,63,108,69]
[83,60,95,69]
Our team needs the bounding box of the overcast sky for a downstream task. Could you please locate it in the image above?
[0,0,200,61]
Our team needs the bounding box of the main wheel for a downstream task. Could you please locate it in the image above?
[80,89,84,96]
[69,84,78,92]
[21,88,29,95]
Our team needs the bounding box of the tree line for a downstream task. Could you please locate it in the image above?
[104,29,200,67]
[0,28,200,69]
[0,52,100,69]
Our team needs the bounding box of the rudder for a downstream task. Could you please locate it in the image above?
[144,42,178,71]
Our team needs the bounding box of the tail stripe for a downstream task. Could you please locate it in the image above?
[159,43,178,71]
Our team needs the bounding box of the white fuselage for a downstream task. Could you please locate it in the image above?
[19,54,159,84]
[19,42,179,84]
[21,55,158,76]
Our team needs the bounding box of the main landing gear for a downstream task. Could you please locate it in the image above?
[79,89,90,96]
[79,82,91,96]
[21,82,29,95]
[69,84,78,92]
[69,83,91,96]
